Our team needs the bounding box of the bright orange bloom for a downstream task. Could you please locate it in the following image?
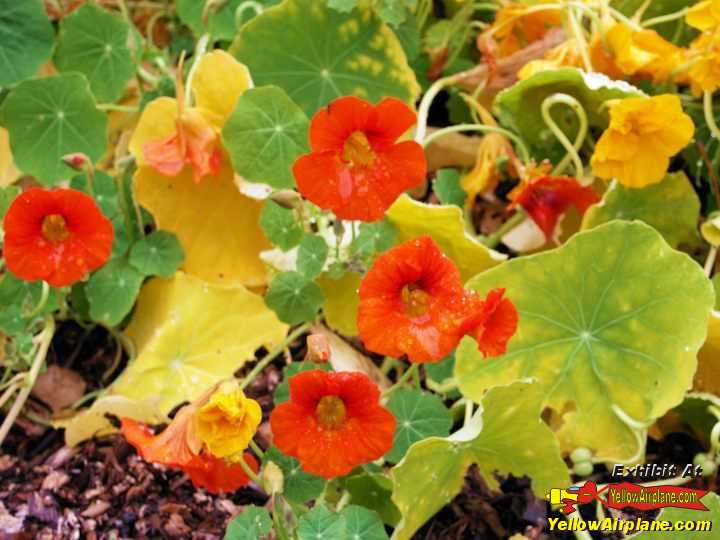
[293,96,426,222]
[121,418,258,494]
[357,236,468,363]
[511,176,598,240]
[3,188,113,287]
[687,32,720,95]
[269,370,395,479]
[492,1,562,58]
[461,289,519,358]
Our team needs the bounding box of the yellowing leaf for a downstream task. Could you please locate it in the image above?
[386,194,506,282]
[318,271,361,336]
[56,395,166,447]
[111,272,288,414]
[0,127,19,187]
[695,311,720,395]
[128,96,178,166]
[134,163,271,287]
[192,50,253,126]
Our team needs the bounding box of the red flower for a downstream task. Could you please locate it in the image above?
[460,288,519,357]
[293,96,427,222]
[3,188,113,287]
[121,418,258,494]
[358,236,468,363]
[511,176,599,240]
[269,370,395,479]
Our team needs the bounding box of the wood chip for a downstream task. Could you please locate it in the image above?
[80,500,111,518]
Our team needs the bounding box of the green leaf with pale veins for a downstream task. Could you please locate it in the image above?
[297,505,346,540]
[259,201,303,251]
[341,473,400,526]
[263,446,326,504]
[264,271,325,324]
[54,4,136,102]
[582,173,701,248]
[391,381,570,540]
[296,234,329,279]
[630,493,720,539]
[350,220,398,257]
[223,507,272,540]
[340,506,388,540]
[230,0,420,117]
[433,169,466,208]
[222,85,309,189]
[0,73,108,184]
[86,258,144,326]
[0,0,54,86]
[457,221,713,461]
[130,231,185,278]
[386,389,452,463]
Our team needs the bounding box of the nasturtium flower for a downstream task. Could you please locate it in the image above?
[686,0,720,31]
[687,32,720,95]
[292,96,426,222]
[195,380,262,459]
[269,370,395,479]
[591,95,694,188]
[517,40,584,79]
[491,1,562,58]
[3,188,113,287]
[357,236,469,363]
[511,176,599,241]
[461,288,519,358]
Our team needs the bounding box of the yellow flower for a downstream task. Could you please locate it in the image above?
[591,95,694,188]
[686,0,720,31]
[688,32,720,95]
[518,40,584,79]
[196,380,262,459]
[492,1,562,58]
[606,23,685,83]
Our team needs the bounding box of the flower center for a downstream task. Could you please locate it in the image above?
[401,283,431,317]
[315,395,346,429]
[41,214,70,243]
[341,131,375,167]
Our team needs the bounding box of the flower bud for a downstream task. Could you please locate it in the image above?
[306,333,331,363]
[61,153,89,171]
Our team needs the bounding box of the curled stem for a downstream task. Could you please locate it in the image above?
[0,315,55,448]
[423,123,531,165]
[590,404,649,465]
[567,7,591,71]
[185,34,211,108]
[415,75,458,143]
[541,93,588,179]
[704,91,720,141]
[235,1,264,29]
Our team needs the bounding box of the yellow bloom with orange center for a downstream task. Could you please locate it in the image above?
[492,1,562,58]
[688,32,720,95]
[591,95,694,188]
[686,0,720,31]
[196,381,262,459]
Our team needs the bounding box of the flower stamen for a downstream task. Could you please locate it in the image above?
[315,395,346,429]
[401,283,431,317]
[41,214,70,243]
[341,131,376,167]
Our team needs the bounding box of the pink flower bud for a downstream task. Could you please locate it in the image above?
[61,153,88,171]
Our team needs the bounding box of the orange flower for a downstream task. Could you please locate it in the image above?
[687,32,720,95]
[292,96,426,222]
[491,1,562,58]
[460,288,518,357]
[511,176,599,240]
[3,188,113,287]
[357,236,468,363]
[269,370,395,479]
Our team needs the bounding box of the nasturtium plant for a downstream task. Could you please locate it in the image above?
[457,221,714,460]
[222,85,309,189]
[230,0,420,117]
[391,381,570,540]
[259,201,304,251]
[263,446,326,503]
[223,507,273,540]
[341,473,400,526]
[54,4,137,102]
[350,220,398,258]
[582,172,701,248]
[433,168,466,208]
[296,234,329,279]
[129,231,185,279]
[177,0,281,40]
[0,0,54,86]
[273,361,331,405]
[317,271,362,336]
[264,271,325,324]
[0,73,108,183]
[86,257,144,326]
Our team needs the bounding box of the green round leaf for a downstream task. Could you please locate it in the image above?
[386,389,452,463]
[264,271,325,324]
[230,0,420,117]
[54,4,136,102]
[350,220,398,258]
[86,258,144,326]
[341,474,400,526]
[297,505,345,540]
[494,68,642,161]
[259,201,303,251]
[129,231,185,278]
[0,0,54,86]
[263,446,326,503]
[340,506,388,540]
[457,221,714,461]
[391,381,570,540]
[433,169,466,208]
[222,85,309,189]
[297,234,329,279]
[582,173,701,248]
[223,507,272,540]
[0,73,108,184]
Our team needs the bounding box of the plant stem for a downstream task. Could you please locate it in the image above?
[235,1,264,29]
[705,246,717,278]
[26,281,49,319]
[185,34,211,108]
[382,364,419,398]
[249,439,265,459]
[0,315,55,448]
[423,123,531,165]
[238,454,263,488]
[415,75,458,143]
[336,490,352,512]
[483,210,526,248]
[541,93,588,179]
[97,103,139,113]
[641,7,689,27]
[239,323,311,390]
[704,91,720,141]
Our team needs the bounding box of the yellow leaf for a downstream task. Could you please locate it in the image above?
[318,271,361,336]
[55,395,166,447]
[386,194,506,282]
[111,272,288,414]
[695,311,720,395]
[134,162,271,287]
[0,128,19,187]
[128,96,178,166]
[192,50,253,127]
